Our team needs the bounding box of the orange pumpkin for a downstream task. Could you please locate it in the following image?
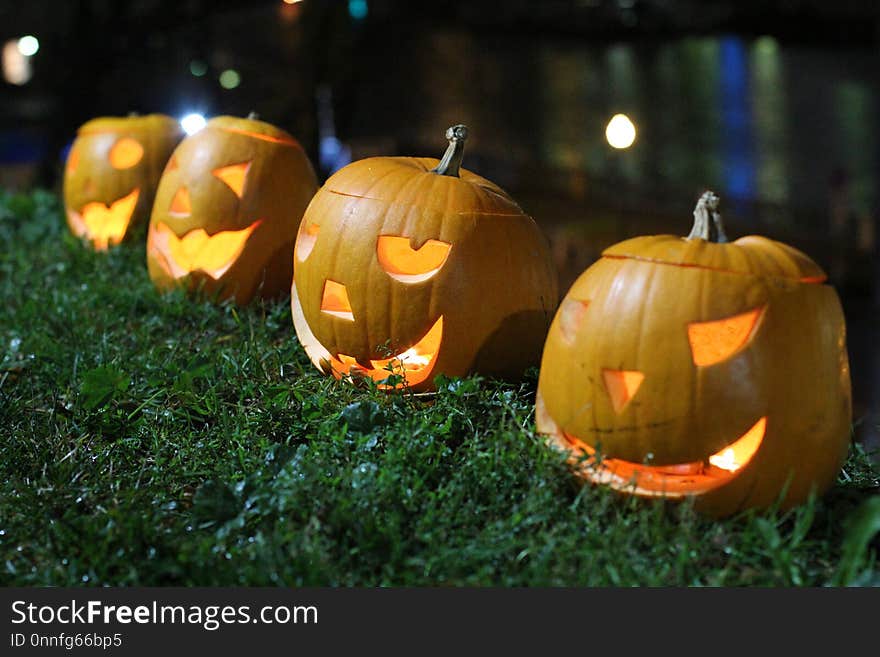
[536,192,851,516]
[146,114,318,304]
[292,125,559,391]
[63,114,183,250]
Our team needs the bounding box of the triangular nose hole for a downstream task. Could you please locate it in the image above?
[169,186,191,216]
[321,280,354,321]
[602,368,644,414]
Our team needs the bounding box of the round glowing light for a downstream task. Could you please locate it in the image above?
[348,0,368,20]
[189,60,207,77]
[283,0,302,4]
[219,69,241,90]
[605,113,637,149]
[17,35,39,57]
[180,113,207,135]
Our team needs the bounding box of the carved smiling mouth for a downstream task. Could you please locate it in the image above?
[330,316,443,388]
[291,286,443,388]
[148,220,261,280]
[537,394,766,497]
[67,188,140,250]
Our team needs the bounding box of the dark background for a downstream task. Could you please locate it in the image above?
[1,0,879,448]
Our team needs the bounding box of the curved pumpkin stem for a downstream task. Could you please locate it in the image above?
[687,190,728,243]
[431,124,468,177]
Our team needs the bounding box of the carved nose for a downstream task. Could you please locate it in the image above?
[602,368,644,414]
[169,186,191,216]
[321,280,354,321]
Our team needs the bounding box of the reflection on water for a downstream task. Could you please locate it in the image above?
[350,28,878,453]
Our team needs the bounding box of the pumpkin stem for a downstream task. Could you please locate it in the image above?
[247,111,260,120]
[687,191,728,243]
[431,124,468,177]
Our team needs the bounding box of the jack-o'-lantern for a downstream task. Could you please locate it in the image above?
[292,125,559,391]
[536,192,851,517]
[147,114,318,304]
[63,114,183,250]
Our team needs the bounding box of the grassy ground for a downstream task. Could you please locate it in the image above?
[1,189,879,587]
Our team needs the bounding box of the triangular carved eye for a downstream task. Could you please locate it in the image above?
[688,306,765,367]
[212,162,250,198]
[164,155,179,174]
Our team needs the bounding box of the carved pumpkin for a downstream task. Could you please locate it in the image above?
[146,114,318,304]
[63,114,183,250]
[536,192,851,517]
[292,125,559,391]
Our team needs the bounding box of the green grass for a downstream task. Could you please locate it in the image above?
[1,189,879,586]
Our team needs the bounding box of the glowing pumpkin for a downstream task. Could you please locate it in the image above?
[63,114,183,250]
[146,114,318,304]
[536,191,851,517]
[292,124,559,391]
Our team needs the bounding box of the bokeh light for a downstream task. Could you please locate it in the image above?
[348,0,368,20]
[605,113,637,149]
[3,40,32,85]
[180,113,207,135]
[189,60,207,77]
[17,35,39,57]
[219,69,241,90]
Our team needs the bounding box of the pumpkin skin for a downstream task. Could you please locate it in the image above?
[536,192,851,517]
[292,125,559,391]
[146,115,318,304]
[63,114,183,250]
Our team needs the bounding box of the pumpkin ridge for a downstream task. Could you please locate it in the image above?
[601,254,827,283]
[321,189,525,217]
[216,126,301,147]
[355,160,413,204]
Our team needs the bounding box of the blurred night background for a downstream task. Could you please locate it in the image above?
[1,0,879,447]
